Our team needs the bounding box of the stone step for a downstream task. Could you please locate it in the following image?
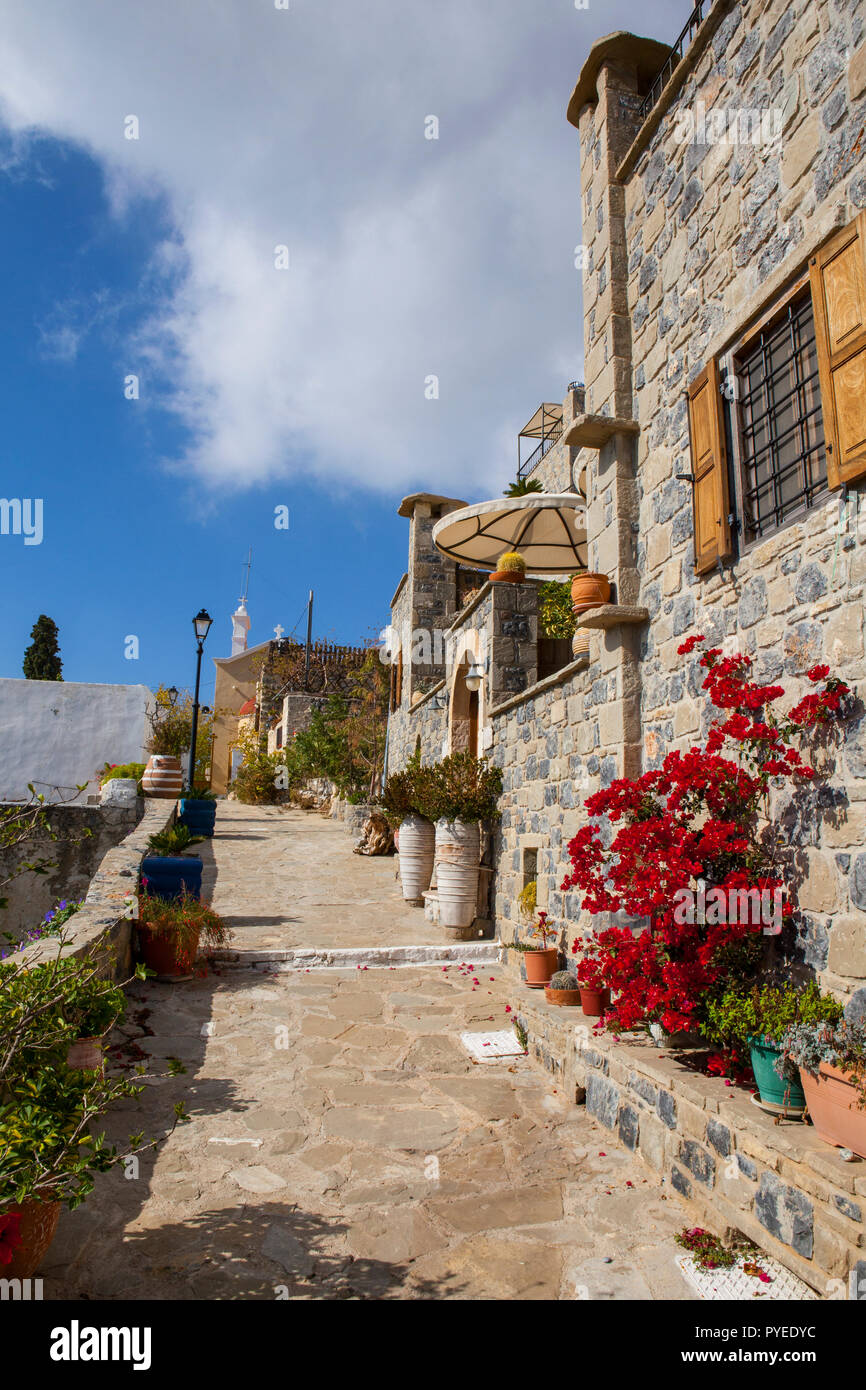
[211,942,502,972]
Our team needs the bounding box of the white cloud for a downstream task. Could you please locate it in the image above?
[0,0,680,498]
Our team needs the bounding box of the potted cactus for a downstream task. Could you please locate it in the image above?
[490,551,526,584]
[545,970,581,1007]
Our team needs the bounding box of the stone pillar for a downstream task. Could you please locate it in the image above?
[490,582,538,707]
[399,493,467,701]
[569,39,666,784]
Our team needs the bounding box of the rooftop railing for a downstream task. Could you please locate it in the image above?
[638,0,718,123]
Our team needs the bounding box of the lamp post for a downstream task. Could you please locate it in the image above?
[186,609,213,793]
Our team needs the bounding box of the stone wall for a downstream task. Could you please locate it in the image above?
[0,677,152,804]
[515,991,865,1299]
[0,800,144,942]
[13,799,174,980]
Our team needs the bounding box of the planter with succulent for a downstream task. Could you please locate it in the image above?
[141,823,205,902]
[702,983,843,1114]
[489,551,526,584]
[178,785,218,838]
[544,970,582,1006]
[136,891,232,980]
[777,1015,866,1157]
[426,754,502,936]
[377,762,438,904]
[0,945,185,1278]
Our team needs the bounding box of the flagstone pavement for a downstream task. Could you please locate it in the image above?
[43,804,694,1300]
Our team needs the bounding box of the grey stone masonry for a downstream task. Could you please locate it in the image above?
[515,990,865,1297]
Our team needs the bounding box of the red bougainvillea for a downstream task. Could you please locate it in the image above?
[562,638,851,1035]
[0,1211,22,1265]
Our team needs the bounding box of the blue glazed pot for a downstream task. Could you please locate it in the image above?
[749,1036,806,1110]
[178,798,217,837]
[141,855,203,902]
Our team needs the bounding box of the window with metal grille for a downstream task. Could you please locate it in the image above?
[734,291,827,542]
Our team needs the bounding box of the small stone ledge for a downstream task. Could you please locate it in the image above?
[513,988,865,1298]
[576,604,649,629]
[562,414,639,449]
[488,658,590,719]
[14,800,175,978]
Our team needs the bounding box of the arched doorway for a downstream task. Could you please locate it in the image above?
[449,654,481,757]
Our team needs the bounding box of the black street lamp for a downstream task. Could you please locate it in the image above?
[186,609,213,793]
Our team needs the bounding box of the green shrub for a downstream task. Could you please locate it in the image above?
[538,581,576,639]
[377,761,438,824]
[702,981,844,1051]
[100,762,146,791]
[425,753,502,823]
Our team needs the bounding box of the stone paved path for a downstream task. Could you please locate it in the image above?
[44,808,694,1300]
[200,803,446,951]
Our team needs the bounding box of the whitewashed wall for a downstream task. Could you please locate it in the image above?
[0,679,154,803]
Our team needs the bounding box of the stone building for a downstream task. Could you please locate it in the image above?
[383,0,866,1294]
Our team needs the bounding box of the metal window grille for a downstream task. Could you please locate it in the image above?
[735,292,827,541]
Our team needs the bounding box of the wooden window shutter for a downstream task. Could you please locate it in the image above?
[810,211,866,489]
[687,359,732,575]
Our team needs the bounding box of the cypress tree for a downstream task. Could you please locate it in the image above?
[22,614,63,681]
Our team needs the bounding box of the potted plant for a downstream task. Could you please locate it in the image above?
[178,785,218,838]
[54,959,127,1070]
[490,551,527,584]
[570,567,611,614]
[778,1016,866,1158]
[377,762,437,904]
[141,753,184,799]
[0,946,184,1278]
[141,823,205,901]
[426,753,502,937]
[545,969,582,1007]
[509,910,560,988]
[137,891,232,980]
[702,983,843,1114]
[570,937,612,1015]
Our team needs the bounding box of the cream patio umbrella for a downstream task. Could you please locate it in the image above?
[430,493,587,577]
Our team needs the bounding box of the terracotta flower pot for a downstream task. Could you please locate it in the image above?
[139,926,201,979]
[572,630,591,659]
[544,986,582,1007]
[0,1199,62,1279]
[142,755,184,799]
[524,947,559,988]
[799,1062,866,1159]
[66,1035,105,1071]
[579,985,610,1016]
[490,571,525,584]
[570,572,611,614]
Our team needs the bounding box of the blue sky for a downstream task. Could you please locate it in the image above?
[0,1,679,707]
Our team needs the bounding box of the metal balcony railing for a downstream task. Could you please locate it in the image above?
[638,0,718,123]
[517,424,563,481]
